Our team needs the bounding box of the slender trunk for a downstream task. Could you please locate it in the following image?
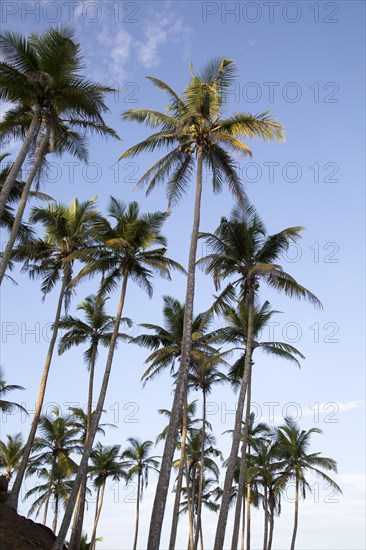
[185,462,195,550]
[0,125,51,285]
[267,505,274,550]
[290,477,299,550]
[0,105,41,219]
[53,493,59,534]
[194,390,206,550]
[199,520,204,550]
[54,271,129,549]
[90,481,106,550]
[246,482,251,550]
[169,380,189,550]
[7,265,71,510]
[240,494,245,550]
[68,343,98,550]
[42,483,52,525]
[132,472,141,550]
[147,148,203,550]
[231,365,252,549]
[92,486,100,543]
[214,288,255,550]
[263,487,268,550]
[189,466,196,550]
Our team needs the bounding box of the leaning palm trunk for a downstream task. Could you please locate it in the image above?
[90,481,106,550]
[0,104,42,219]
[0,125,51,285]
[185,459,195,550]
[7,265,71,510]
[147,148,203,550]
[290,478,299,550]
[214,289,255,550]
[231,365,252,549]
[132,472,141,550]
[169,382,189,550]
[54,271,129,549]
[194,390,206,550]
[68,343,98,550]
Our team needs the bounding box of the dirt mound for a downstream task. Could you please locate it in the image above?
[0,502,66,550]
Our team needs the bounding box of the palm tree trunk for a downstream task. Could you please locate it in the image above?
[194,390,206,550]
[246,482,251,550]
[0,125,51,285]
[267,506,274,550]
[185,462,195,550]
[231,365,252,549]
[214,288,255,550]
[54,270,129,549]
[132,471,141,550]
[68,342,98,550]
[0,104,41,219]
[199,521,204,550]
[169,381,189,550]
[90,481,106,550]
[290,478,299,550]
[263,487,268,550]
[147,147,203,550]
[7,265,71,510]
[53,493,59,533]
[42,483,52,526]
[189,466,196,550]
[240,494,245,550]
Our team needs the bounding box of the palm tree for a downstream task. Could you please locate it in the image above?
[89,442,126,550]
[58,294,128,548]
[275,419,342,550]
[199,204,322,549]
[27,407,80,527]
[188,353,227,550]
[132,295,216,550]
[0,433,24,482]
[54,199,182,549]
[66,404,117,549]
[209,298,304,549]
[122,438,160,550]
[175,428,221,548]
[0,366,27,415]
[25,463,74,532]
[7,197,101,510]
[120,57,284,549]
[0,27,116,219]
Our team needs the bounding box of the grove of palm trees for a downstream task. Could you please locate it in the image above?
[1,12,363,550]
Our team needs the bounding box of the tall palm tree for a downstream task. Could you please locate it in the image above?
[199,204,322,549]
[0,366,27,415]
[210,298,304,549]
[27,407,80,527]
[66,403,117,549]
[122,438,160,550]
[275,419,342,550]
[0,27,117,220]
[54,199,182,549]
[0,433,24,482]
[58,294,129,548]
[188,353,228,550]
[120,57,284,549]
[132,295,216,550]
[7,197,101,510]
[88,442,126,550]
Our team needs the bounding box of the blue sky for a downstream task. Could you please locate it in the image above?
[0,1,365,548]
